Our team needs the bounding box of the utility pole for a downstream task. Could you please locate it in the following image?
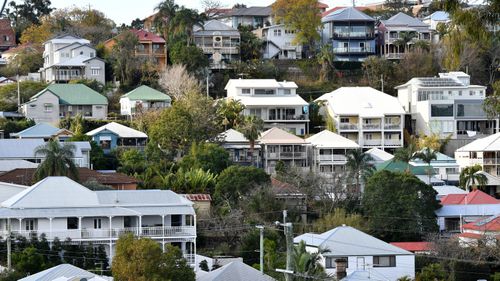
[256,225,264,274]
[276,210,293,281]
[17,72,20,112]
[7,218,11,270]
[206,75,209,97]
[380,74,384,93]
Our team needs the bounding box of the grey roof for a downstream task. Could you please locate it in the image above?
[341,270,391,281]
[18,264,100,281]
[96,190,193,206]
[0,160,38,172]
[229,6,272,16]
[194,20,240,36]
[197,261,275,281]
[0,182,27,203]
[322,7,374,22]
[424,11,450,21]
[0,139,45,158]
[435,204,500,217]
[10,123,66,138]
[294,226,413,256]
[381,12,429,27]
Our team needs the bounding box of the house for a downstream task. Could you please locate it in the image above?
[193,20,240,69]
[119,85,171,117]
[0,160,38,175]
[86,122,147,154]
[10,123,74,141]
[397,72,494,140]
[197,261,275,281]
[21,84,109,124]
[258,24,302,59]
[0,139,91,168]
[1,43,42,63]
[0,18,16,52]
[411,151,460,185]
[294,225,415,280]
[455,132,500,177]
[306,130,360,176]
[316,87,405,151]
[182,194,212,218]
[390,242,432,254]
[0,176,197,264]
[377,12,431,59]
[321,7,376,62]
[271,178,307,214]
[104,29,167,70]
[435,190,500,233]
[0,181,27,202]
[423,11,450,38]
[259,127,309,174]
[458,215,500,247]
[432,185,467,201]
[40,35,105,84]
[225,79,309,135]
[375,159,429,176]
[226,6,273,29]
[218,128,261,167]
[0,76,15,86]
[0,167,139,189]
[19,263,112,281]
[366,147,394,164]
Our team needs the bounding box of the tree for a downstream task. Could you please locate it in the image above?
[311,208,368,233]
[169,41,208,73]
[6,0,53,39]
[154,0,179,64]
[19,20,53,44]
[459,164,487,191]
[362,170,440,241]
[159,64,202,100]
[236,115,264,166]
[111,30,140,89]
[238,25,262,61]
[483,80,500,119]
[346,149,374,194]
[292,241,329,281]
[393,31,417,53]
[272,0,321,56]
[414,147,437,184]
[0,81,46,112]
[362,56,397,95]
[317,44,335,82]
[394,142,418,172]
[3,47,44,76]
[169,8,206,46]
[117,149,147,175]
[12,246,47,275]
[217,99,245,129]
[34,140,79,181]
[162,244,195,281]
[168,167,217,193]
[0,118,35,139]
[416,263,447,281]
[178,142,231,175]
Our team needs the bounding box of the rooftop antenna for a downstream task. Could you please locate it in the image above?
[352,0,356,7]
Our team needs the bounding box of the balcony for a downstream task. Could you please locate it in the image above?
[339,123,358,130]
[384,123,401,130]
[362,124,381,130]
[385,53,405,59]
[333,32,375,39]
[364,139,382,146]
[319,154,347,162]
[384,139,402,146]
[267,152,306,159]
[333,47,375,54]
[200,46,239,55]
[267,114,308,121]
[483,158,500,165]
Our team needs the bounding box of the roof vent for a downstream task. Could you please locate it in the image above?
[342,224,346,227]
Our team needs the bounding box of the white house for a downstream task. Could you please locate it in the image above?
[225,79,309,135]
[397,72,495,140]
[294,225,415,280]
[119,85,171,117]
[411,150,460,185]
[40,35,105,84]
[217,128,261,167]
[0,177,197,265]
[0,139,91,168]
[258,24,302,59]
[306,130,360,176]
[193,20,240,69]
[316,87,405,151]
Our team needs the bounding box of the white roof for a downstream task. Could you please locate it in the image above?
[219,129,249,143]
[18,264,110,281]
[433,185,467,198]
[225,79,298,89]
[366,148,394,162]
[0,182,27,203]
[53,55,91,67]
[0,159,38,171]
[294,225,413,256]
[316,87,405,117]
[476,171,500,186]
[0,139,90,158]
[86,122,148,138]
[435,204,500,217]
[49,35,90,45]
[197,261,275,281]
[342,270,392,281]
[306,130,360,149]
[232,95,308,107]
[456,132,500,152]
[258,127,307,145]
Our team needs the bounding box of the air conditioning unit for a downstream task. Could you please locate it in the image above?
[213,36,222,48]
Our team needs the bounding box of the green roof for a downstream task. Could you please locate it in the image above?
[32,84,108,105]
[375,159,429,175]
[122,85,171,101]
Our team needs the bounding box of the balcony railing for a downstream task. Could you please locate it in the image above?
[267,152,306,159]
[339,123,358,130]
[364,139,382,146]
[268,114,308,121]
[384,124,401,130]
[5,226,196,240]
[362,124,381,130]
[200,46,239,54]
[384,139,402,146]
[319,154,347,162]
[385,53,405,59]
[483,158,500,165]
[333,47,375,54]
[333,32,375,39]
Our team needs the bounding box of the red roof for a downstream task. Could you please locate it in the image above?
[458,232,483,239]
[462,215,500,232]
[322,6,370,17]
[317,2,329,9]
[440,190,500,205]
[182,194,212,202]
[390,242,432,252]
[131,29,165,43]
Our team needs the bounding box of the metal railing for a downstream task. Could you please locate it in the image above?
[339,123,358,130]
[319,154,347,162]
[384,140,402,146]
[267,152,306,159]
[362,124,381,130]
[384,124,401,130]
[364,139,382,146]
[333,47,375,54]
[268,114,307,121]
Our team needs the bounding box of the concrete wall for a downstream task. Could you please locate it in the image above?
[91,104,108,120]
[84,59,105,84]
[23,91,60,124]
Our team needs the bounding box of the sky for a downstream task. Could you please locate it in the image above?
[45,0,383,26]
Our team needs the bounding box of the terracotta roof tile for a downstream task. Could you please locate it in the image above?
[389,242,432,252]
[182,194,212,201]
[462,215,500,232]
[440,190,499,205]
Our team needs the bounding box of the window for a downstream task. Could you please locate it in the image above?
[431,104,454,117]
[91,68,100,76]
[80,51,84,55]
[3,35,9,41]
[456,103,486,117]
[185,215,194,226]
[254,89,275,95]
[241,88,251,95]
[373,256,396,267]
[44,103,53,113]
[93,218,102,229]
[67,217,79,230]
[249,108,262,118]
[365,133,372,140]
[90,52,95,57]
[282,89,291,95]
[273,29,282,36]
[100,140,111,149]
[171,215,182,227]
[343,42,348,48]
[325,257,348,269]
[25,219,36,231]
[340,117,349,123]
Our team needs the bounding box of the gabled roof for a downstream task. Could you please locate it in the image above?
[295,225,413,256]
[433,185,467,198]
[18,263,109,281]
[219,128,250,143]
[258,127,307,144]
[0,181,27,203]
[46,35,90,45]
[440,190,499,205]
[381,12,429,27]
[316,87,405,117]
[462,215,500,232]
[306,130,360,149]
[121,85,171,102]
[194,20,240,36]
[366,147,394,162]
[0,139,45,158]
[131,29,166,43]
[476,171,500,186]
[30,84,108,105]
[322,6,370,17]
[424,11,450,21]
[322,7,374,22]
[86,122,147,138]
[197,261,275,281]
[0,160,38,172]
[52,54,101,67]
[229,6,272,17]
[375,159,429,175]
[10,123,73,139]
[456,133,500,152]
[390,242,432,252]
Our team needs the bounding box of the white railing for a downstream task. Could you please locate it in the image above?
[319,155,347,162]
[384,124,401,130]
[184,254,196,264]
[384,139,402,146]
[364,139,382,146]
[362,124,381,130]
[333,47,375,53]
[385,53,405,59]
[339,123,358,130]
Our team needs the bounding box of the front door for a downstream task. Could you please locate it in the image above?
[356,257,365,270]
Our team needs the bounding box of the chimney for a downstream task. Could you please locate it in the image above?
[335,258,348,279]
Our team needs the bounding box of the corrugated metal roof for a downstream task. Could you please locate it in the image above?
[31,84,108,105]
[194,20,240,36]
[121,85,171,101]
[381,12,429,27]
[306,130,360,149]
[18,264,100,281]
[322,7,374,22]
[198,261,275,281]
[10,123,63,138]
[229,6,272,17]
[456,132,500,152]
[86,122,147,138]
[258,127,307,144]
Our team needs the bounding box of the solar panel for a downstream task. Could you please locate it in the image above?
[418,77,463,87]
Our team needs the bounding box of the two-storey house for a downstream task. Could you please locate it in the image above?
[377,12,431,59]
[396,72,496,140]
[86,122,148,154]
[21,84,108,124]
[0,176,197,264]
[226,6,273,29]
[294,225,415,280]
[316,87,405,151]
[40,35,105,84]
[218,128,261,167]
[321,7,376,62]
[120,85,171,117]
[258,24,302,59]
[193,20,240,69]
[225,79,309,135]
[258,127,308,174]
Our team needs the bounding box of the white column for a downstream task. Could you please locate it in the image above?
[78,217,82,239]
[138,216,142,237]
[109,216,112,238]
[162,215,165,237]
[49,218,53,240]
[18,218,22,233]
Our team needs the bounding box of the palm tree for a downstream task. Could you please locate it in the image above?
[154,0,179,64]
[217,99,245,129]
[292,241,329,280]
[414,147,437,184]
[317,44,335,82]
[394,142,418,172]
[346,149,374,194]
[34,140,78,181]
[393,31,417,53]
[170,8,206,46]
[414,39,430,53]
[236,115,264,166]
[459,165,487,191]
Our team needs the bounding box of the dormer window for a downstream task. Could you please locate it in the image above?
[255,89,275,95]
[241,88,251,95]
